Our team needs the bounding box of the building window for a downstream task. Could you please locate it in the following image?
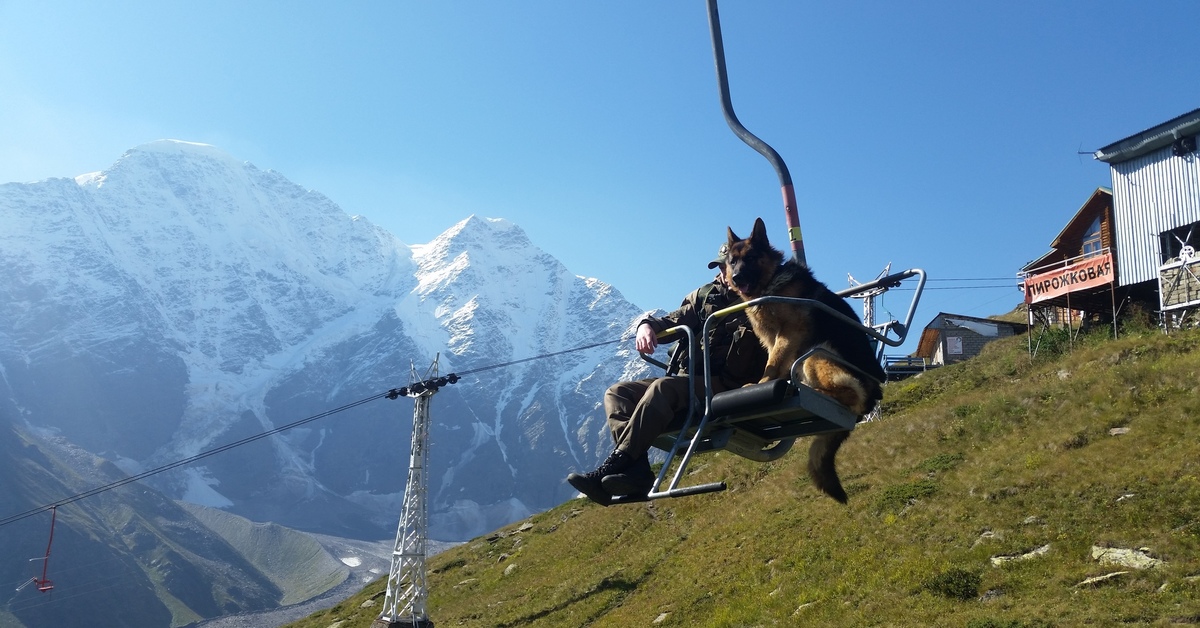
[1160,221,1200,263]
[1082,217,1103,257]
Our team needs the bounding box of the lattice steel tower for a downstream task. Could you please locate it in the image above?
[848,263,892,333]
[849,266,891,423]
[374,359,442,628]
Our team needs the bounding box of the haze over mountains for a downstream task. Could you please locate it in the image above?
[0,140,652,544]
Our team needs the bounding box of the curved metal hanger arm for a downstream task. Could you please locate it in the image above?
[706,0,805,266]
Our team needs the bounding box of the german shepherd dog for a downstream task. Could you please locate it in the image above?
[724,217,886,503]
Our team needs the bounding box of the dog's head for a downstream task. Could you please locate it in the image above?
[724,217,784,299]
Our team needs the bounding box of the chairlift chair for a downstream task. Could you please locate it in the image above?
[613,268,926,504]
[605,0,929,503]
[15,506,56,593]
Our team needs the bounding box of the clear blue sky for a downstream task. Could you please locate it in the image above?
[3,2,1198,355]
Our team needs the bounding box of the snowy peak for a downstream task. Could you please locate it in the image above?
[0,142,648,542]
[74,140,234,187]
[413,215,538,275]
[82,140,380,257]
[83,140,258,200]
[2,141,424,428]
[112,139,246,171]
[85,140,356,245]
[432,215,530,249]
[404,214,624,368]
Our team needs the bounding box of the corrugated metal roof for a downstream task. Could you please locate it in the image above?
[1094,108,1200,164]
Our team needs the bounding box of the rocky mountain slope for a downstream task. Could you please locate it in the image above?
[0,419,347,627]
[0,140,650,541]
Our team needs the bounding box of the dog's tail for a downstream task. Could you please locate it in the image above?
[807,431,851,503]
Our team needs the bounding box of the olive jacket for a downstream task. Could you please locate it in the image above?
[638,280,768,394]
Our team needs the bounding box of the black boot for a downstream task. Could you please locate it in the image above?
[566,449,634,506]
[601,454,655,498]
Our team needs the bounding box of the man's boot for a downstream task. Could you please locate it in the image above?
[566,449,634,506]
[601,453,655,498]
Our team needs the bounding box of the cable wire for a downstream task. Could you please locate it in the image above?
[924,277,1016,282]
[456,335,631,376]
[0,391,390,528]
[0,334,634,529]
[900,285,1018,291]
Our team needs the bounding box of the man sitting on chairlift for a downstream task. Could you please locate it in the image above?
[567,244,768,505]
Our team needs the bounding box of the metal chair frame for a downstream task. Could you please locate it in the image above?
[614,268,926,503]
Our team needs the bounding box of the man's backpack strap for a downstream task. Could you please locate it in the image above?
[665,282,722,375]
[695,282,721,320]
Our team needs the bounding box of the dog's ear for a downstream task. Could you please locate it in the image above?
[726,226,740,245]
[750,217,770,246]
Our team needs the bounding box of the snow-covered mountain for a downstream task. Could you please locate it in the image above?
[0,140,652,541]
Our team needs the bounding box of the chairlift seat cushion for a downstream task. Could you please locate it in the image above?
[709,379,791,419]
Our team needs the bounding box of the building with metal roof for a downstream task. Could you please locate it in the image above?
[1093,108,1200,325]
[914,313,1027,367]
[1020,108,1200,332]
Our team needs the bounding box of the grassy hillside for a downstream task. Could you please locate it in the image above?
[287,326,1200,627]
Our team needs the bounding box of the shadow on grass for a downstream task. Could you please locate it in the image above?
[495,574,642,627]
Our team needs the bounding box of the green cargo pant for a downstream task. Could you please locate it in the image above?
[603,376,697,458]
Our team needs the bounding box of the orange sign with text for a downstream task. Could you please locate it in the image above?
[1023,252,1114,304]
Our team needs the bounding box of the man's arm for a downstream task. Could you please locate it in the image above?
[634,284,710,354]
[635,321,659,354]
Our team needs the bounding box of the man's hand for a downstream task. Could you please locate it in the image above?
[635,322,658,354]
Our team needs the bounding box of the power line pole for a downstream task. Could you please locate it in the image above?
[374,358,443,628]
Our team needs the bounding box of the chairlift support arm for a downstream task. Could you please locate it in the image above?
[706,0,805,266]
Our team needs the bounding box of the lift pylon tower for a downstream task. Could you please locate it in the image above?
[848,265,892,422]
[374,358,442,628]
[848,263,892,332]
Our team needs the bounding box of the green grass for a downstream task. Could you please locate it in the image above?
[286,327,1200,627]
